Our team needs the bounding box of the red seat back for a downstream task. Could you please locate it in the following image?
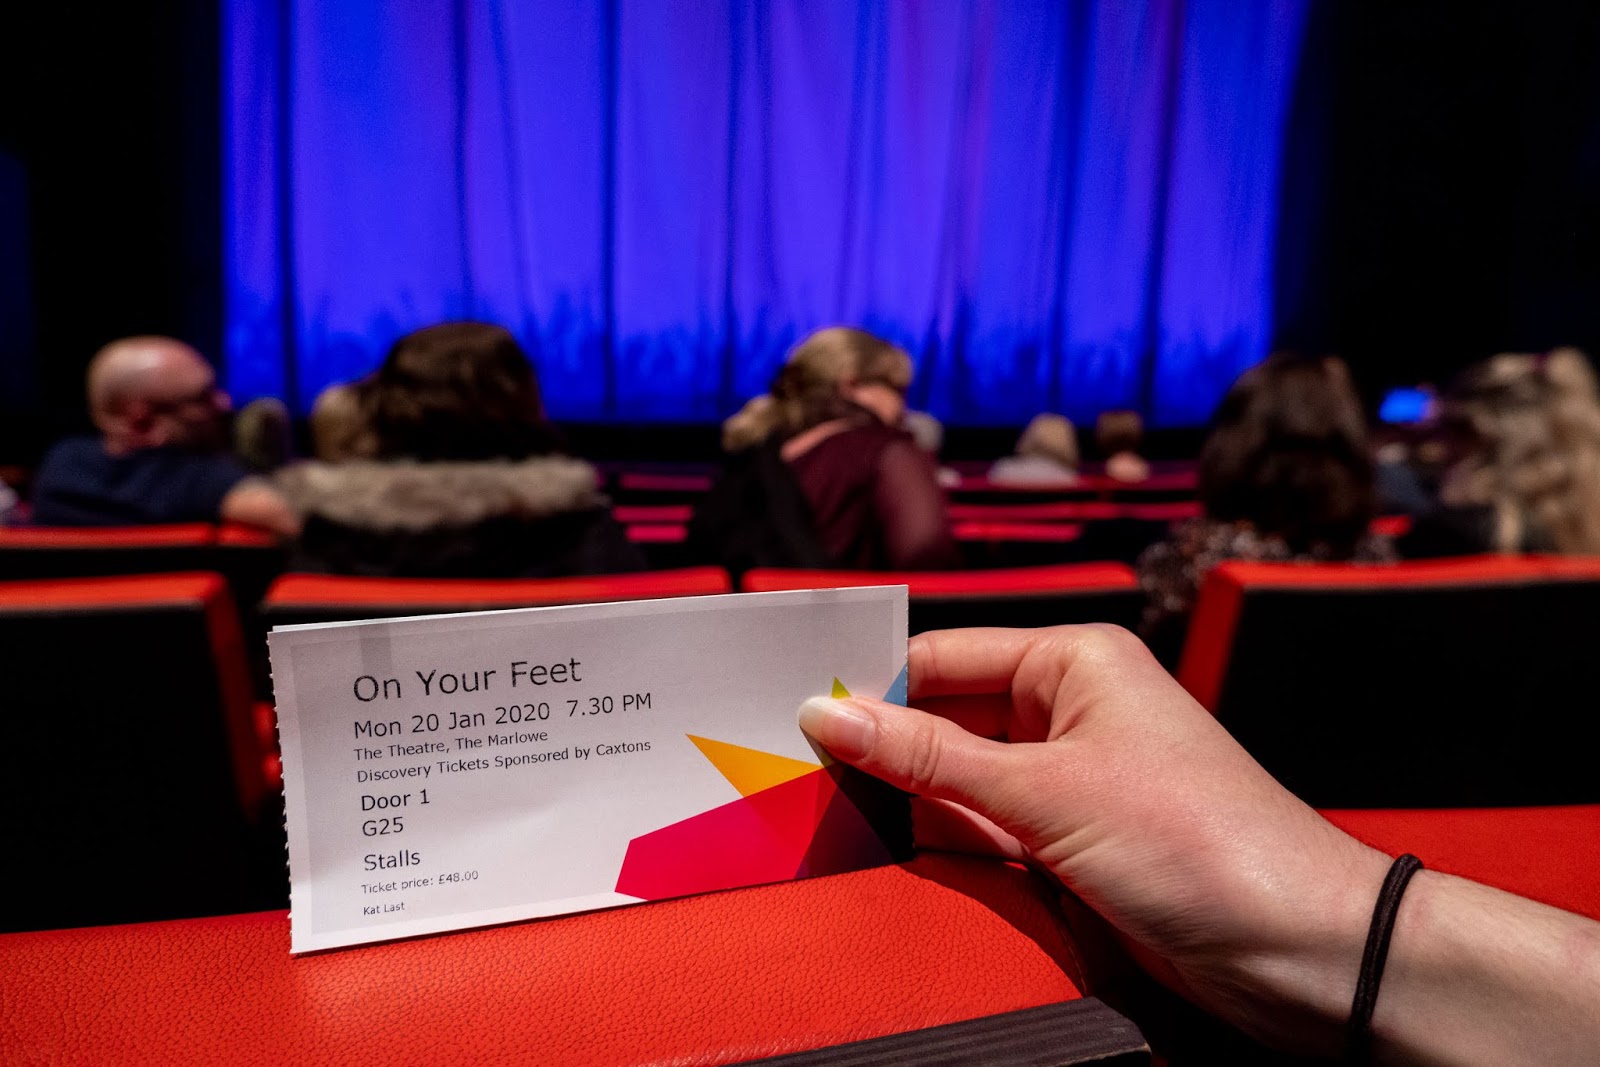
[0,523,287,621]
[1180,556,1600,807]
[0,573,275,930]
[621,521,696,569]
[261,567,734,628]
[743,562,1142,634]
[610,469,716,506]
[947,501,1200,522]
[0,522,216,546]
[945,468,1196,503]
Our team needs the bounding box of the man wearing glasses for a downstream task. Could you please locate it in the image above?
[30,336,299,535]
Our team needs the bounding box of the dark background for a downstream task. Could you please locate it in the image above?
[1,1,221,461]
[1279,1,1600,401]
[3,0,1599,463]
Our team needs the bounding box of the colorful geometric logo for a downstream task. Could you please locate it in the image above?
[614,668,910,901]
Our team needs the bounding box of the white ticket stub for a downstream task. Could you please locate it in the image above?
[269,586,909,953]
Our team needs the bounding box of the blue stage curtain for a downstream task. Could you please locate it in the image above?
[225,0,1308,425]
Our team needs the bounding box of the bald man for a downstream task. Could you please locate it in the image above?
[30,337,300,535]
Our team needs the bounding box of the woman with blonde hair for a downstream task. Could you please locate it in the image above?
[1409,348,1600,556]
[696,327,959,571]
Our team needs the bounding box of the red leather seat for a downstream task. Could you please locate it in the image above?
[944,475,1099,502]
[944,469,1197,503]
[948,520,1087,568]
[1322,805,1600,921]
[1179,556,1600,807]
[612,504,695,524]
[0,573,278,931]
[0,854,1089,1066]
[260,567,735,628]
[6,806,1593,1065]
[0,523,287,633]
[947,501,1200,523]
[622,521,695,569]
[0,523,217,580]
[611,469,716,505]
[743,562,1142,634]
[943,506,1189,568]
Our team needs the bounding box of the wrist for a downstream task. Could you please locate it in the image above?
[1369,869,1600,1065]
[1221,834,1393,1057]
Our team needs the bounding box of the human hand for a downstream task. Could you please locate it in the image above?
[798,625,1390,1056]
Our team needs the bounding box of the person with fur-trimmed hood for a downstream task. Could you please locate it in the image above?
[274,322,644,578]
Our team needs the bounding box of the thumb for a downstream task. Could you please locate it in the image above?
[798,694,1027,815]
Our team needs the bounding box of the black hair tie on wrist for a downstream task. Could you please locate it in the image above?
[1346,853,1425,1063]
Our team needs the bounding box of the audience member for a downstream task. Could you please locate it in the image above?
[309,378,376,462]
[273,321,644,577]
[901,409,945,455]
[30,336,300,535]
[903,409,963,488]
[988,413,1079,484]
[1404,348,1600,557]
[1137,354,1393,662]
[692,327,959,572]
[233,396,294,472]
[0,475,18,524]
[720,393,775,453]
[1096,409,1151,483]
[798,624,1600,1063]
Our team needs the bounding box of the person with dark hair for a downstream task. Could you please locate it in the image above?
[1137,354,1394,663]
[1095,409,1150,483]
[274,321,644,577]
[694,327,959,572]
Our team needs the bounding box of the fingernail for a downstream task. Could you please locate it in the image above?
[797,696,876,761]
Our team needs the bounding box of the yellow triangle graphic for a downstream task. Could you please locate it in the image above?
[831,677,851,699]
[687,735,821,797]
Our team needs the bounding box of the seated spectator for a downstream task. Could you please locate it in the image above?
[988,413,1079,484]
[720,392,776,453]
[1096,409,1151,483]
[273,322,644,578]
[30,336,299,535]
[309,378,376,462]
[1403,348,1600,557]
[233,396,294,472]
[0,475,18,524]
[903,409,962,488]
[901,409,944,455]
[693,327,959,572]
[1137,354,1394,663]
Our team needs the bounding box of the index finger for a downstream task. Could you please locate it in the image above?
[908,627,1040,699]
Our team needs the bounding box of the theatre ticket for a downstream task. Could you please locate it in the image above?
[268,586,910,953]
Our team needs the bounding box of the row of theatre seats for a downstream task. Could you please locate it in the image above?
[605,465,1201,502]
[3,522,1598,1063]
[604,465,1203,568]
